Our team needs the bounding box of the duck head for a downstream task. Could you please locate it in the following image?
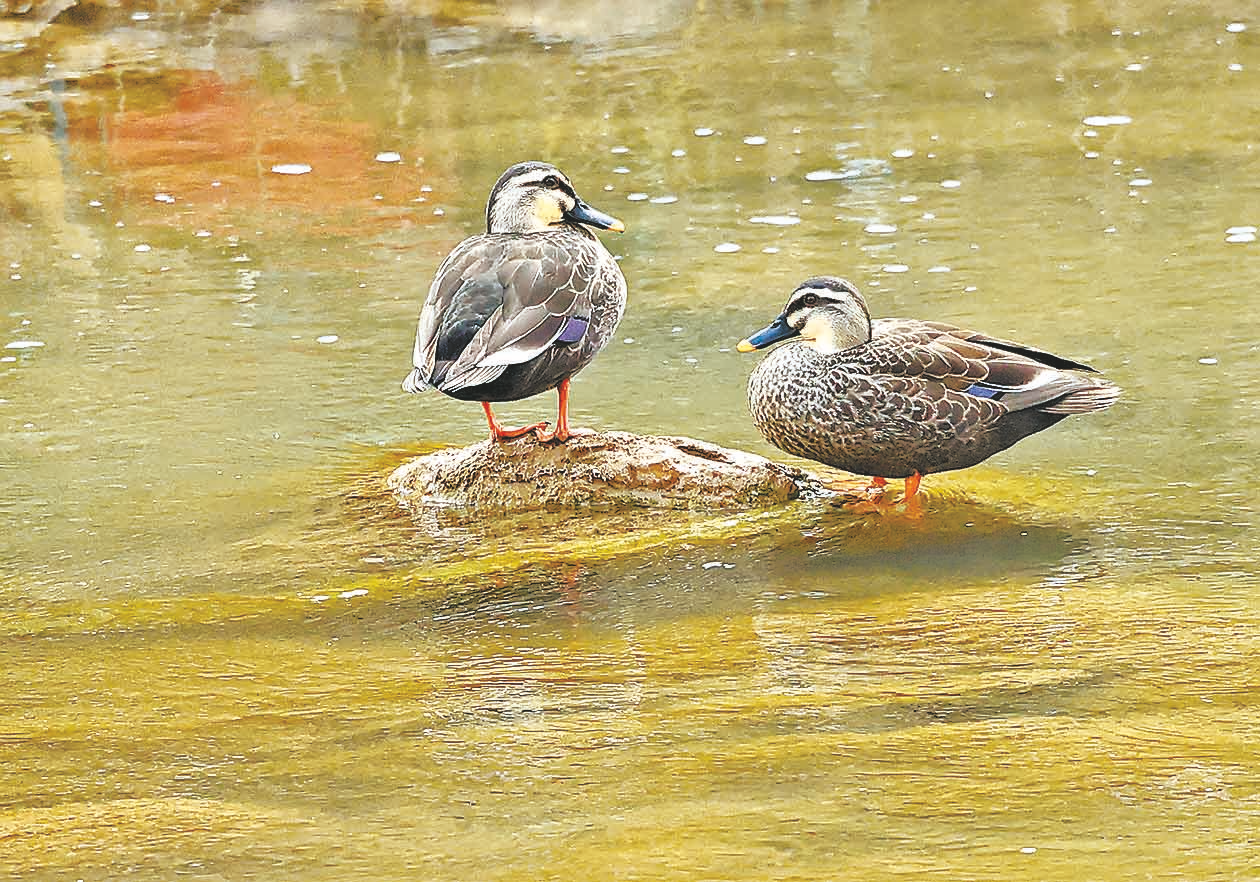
[737,277,872,355]
[486,161,625,234]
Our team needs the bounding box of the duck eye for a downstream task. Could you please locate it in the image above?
[802,293,819,307]
[541,175,561,189]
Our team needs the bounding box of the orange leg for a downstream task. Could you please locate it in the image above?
[481,402,547,442]
[536,378,593,443]
[902,472,924,518]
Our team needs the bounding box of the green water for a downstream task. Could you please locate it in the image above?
[2,1,1258,879]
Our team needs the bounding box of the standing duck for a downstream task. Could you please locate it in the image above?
[403,161,627,442]
[738,277,1120,513]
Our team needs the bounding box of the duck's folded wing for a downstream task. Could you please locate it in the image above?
[862,322,1119,415]
[429,239,596,394]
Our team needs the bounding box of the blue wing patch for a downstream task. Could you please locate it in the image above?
[556,316,589,344]
[962,383,1004,400]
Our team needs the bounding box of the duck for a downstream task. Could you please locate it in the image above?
[737,276,1121,513]
[403,161,627,442]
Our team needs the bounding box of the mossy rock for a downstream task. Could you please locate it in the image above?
[387,431,819,511]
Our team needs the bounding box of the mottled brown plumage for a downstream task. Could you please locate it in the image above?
[403,161,627,442]
[738,277,1120,503]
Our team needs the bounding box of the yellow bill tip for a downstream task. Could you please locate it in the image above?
[736,339,756,353]
[608,218,626,233]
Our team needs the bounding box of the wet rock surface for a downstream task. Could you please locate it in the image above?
[387,431,817,511]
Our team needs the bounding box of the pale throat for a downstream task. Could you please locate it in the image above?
[800,314,843,355]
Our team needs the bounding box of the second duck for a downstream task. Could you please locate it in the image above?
[738,277,1121,512]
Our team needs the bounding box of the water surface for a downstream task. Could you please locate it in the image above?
[2,2,1258,879]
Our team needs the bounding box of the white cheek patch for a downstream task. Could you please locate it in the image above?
[802,314,840,354]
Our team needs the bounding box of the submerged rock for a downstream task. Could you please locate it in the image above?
[387,431,815,511]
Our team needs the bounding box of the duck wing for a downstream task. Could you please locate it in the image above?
[863,319,1120,415]
[407,234,597,394]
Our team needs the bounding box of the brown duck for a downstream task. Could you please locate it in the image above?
[738,276,1121,512]
[403,161,626,442]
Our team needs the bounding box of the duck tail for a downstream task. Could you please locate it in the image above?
[402,367,431,394]
[1041,381,1121,415]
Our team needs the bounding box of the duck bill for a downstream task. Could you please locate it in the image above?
[566,198,626,233]
[737,314,797,352]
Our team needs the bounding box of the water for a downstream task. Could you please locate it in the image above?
[2,1,1259,879]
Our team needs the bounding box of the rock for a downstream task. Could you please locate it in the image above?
[387,431,816,511]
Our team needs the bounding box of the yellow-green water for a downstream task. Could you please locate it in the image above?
[2,1,1258,879]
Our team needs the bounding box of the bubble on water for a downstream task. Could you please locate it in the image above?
[9,274,19,280]
[927,265,951,273]
[316,334,339,344]
[1129,178,1152,187]
[743,135,767,146]
[891,148,915,158]
[1084,151,1100,159]
[805,169,858,182]
[1020,847,1038,855]
[374,152,402,163]
[1083,130,1098,138]
[941,179,962,189]
[1198,357,1219,365]
[649,195,678,204]
[714,242,742,253]
[898,195,918,203]
[882,264,909,273]
[339,589,368,599]
[1225,232,1256,243]
[964,285,978,292]
[749,215,800,226]
[194,230,212,238]
[762,246,780,254]
[610,145,630,154]
[134,244,151,253]
[864,222,897,234]
[88,199,102,207]
[1226,225,1257,235]
[311,595,330,603]
[1125,62,1143,71]
[627,193,648,201]
[271,163,312,175]
[1082,114,1132,126]
[131,11,151,20]
[1229,63,1243,72]
[612,166,630,174]
[71,252,82,259]
[671,148,686,157]
[1103,226,1117,234]
[1226,22,1246,33]
[702,561,724,569]
[922,212,937,220]
[433,208,445,216]
[5,340,44,349]
[154,192,174,204]
[623,338,636,344]
[694,127,715,137]
[685,357,699,364]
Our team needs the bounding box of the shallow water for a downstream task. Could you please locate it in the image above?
[2,1,1259,879]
